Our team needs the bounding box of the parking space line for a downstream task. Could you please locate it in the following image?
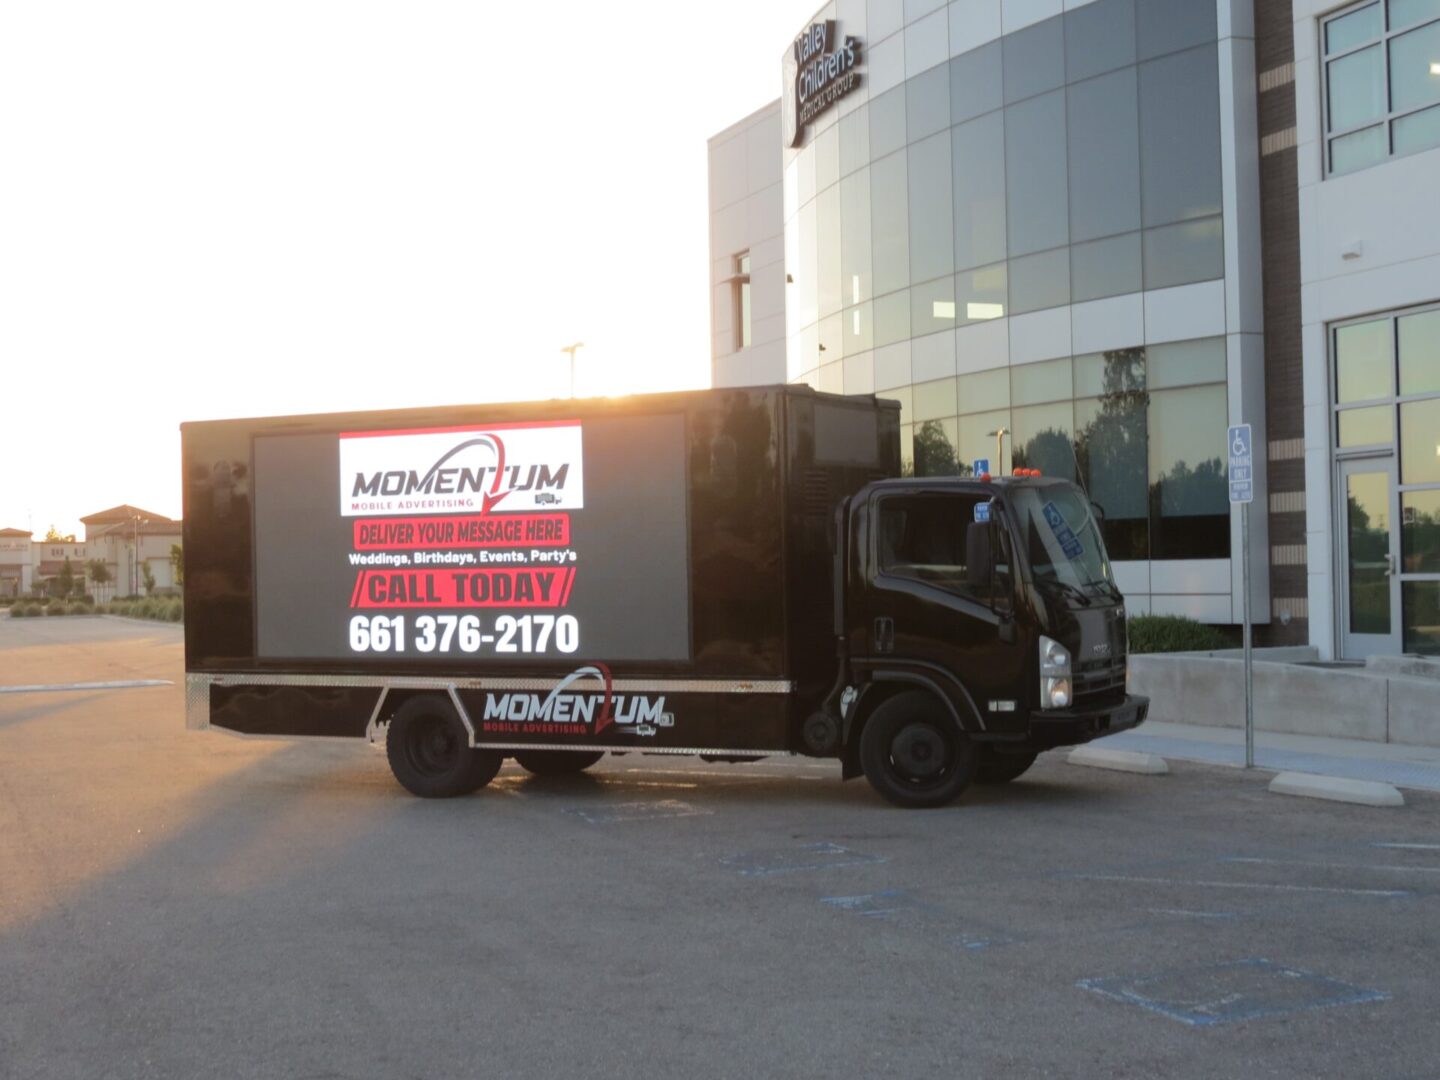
[1067,874,1411,898]
[0,679,173,693]
[1221,856,1440,875]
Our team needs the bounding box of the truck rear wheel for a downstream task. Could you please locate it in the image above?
[514,750,604,776]
[386,694,501,798]
[975,748,1038,784]
[859,690,977,808]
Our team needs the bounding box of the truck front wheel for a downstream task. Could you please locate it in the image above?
[514,750,605,776]
[859,690,977,808]
[386,694,501,798]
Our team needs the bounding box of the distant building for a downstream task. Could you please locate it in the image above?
[0,528,31,598]
[0,505,183,600]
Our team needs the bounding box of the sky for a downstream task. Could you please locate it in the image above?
[0,0,818,539]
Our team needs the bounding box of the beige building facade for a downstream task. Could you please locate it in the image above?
[0,505,183,600]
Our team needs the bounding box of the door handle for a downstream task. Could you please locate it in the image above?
[1384,554,1395,577]
[874,616,895,654]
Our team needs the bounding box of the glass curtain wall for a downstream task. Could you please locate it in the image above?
[787,0,1225,378]
[784,0,1231,562]
[900,338,1230,561]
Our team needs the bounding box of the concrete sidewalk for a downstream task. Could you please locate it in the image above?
[1097,721,1440,794]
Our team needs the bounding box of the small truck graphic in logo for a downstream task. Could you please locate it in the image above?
[534,492,561,506]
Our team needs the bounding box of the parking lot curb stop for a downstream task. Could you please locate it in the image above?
[1268,771,1404,807]
[1067,747,1169,774]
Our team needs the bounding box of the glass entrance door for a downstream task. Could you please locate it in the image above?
[1339,457,1401,658]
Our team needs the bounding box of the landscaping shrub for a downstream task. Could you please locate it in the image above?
[102,597,182,623]
[44,600,67,616]
[8,602,36,617]
[1127,614,1233,654]
[66,601,94,615]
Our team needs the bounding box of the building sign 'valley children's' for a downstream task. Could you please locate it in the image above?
[782,21,862,148]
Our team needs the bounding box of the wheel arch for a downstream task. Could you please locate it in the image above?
[841,671,982,779]
[370,686,476,745]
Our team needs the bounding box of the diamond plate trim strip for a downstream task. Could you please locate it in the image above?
[196,672,792,694]
[186,674,212,731]
[476,742,775,756]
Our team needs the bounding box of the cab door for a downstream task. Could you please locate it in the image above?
[858,490,1029,730]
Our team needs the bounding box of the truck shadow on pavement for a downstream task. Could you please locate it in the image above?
[0,691,109,733]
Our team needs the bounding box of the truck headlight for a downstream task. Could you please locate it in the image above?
[1040,635,1072,710]
[1044,677,1072,708]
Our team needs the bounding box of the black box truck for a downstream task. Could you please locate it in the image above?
[182,385,1146,807]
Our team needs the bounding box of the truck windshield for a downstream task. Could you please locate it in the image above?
[1006,486,1115,595]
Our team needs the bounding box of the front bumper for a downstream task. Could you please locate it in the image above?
[1025,693,1148,751]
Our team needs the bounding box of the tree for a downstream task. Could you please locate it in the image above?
[1013,427,1078,480]
[912,421,963,477]
[43,524,76,542]
[86,559,111,602]
[141,562,157,597]
[57,557,75,598]
[169,543,184,587]
[1072,349,1150,557]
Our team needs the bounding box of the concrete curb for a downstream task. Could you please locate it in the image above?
[1067,747,1169,774]
[1268,772,1405,807]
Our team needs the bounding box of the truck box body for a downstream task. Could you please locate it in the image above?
[182,386,900,754]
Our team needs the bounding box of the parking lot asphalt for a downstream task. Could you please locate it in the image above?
[2,615,1439,1080]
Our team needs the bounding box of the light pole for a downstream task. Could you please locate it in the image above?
[560,342,584,398]
[986,428,1009,476]
[130,513,148,596]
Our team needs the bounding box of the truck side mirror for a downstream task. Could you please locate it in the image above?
[965,521,992,592]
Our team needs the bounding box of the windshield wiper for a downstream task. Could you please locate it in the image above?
[1088,578,1123,602]
[1037,577,1092,607]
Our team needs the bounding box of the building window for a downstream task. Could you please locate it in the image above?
[903,338,1232,563]
[734,252,752,350]
[1322,0,1440,176]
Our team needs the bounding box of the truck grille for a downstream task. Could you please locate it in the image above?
[1074,657,1126,705]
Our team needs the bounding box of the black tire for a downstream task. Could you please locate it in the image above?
[859,690,977,808]
[513,750,605,776]
[386,694,501,798]
[975,748,1039,785]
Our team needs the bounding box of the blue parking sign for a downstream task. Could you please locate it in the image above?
[1042,500,1084,559]
[1228,424,1253,504]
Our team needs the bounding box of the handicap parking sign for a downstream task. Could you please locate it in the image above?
[1042,500,1084,559]
[1228,424,1253,504]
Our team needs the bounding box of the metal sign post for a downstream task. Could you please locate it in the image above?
[1228,424,1255,769]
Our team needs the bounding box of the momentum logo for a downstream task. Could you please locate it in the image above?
[339,422,585,517]
[478,665,674,737]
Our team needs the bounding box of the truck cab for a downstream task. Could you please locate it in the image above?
[835,473,1147,807]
